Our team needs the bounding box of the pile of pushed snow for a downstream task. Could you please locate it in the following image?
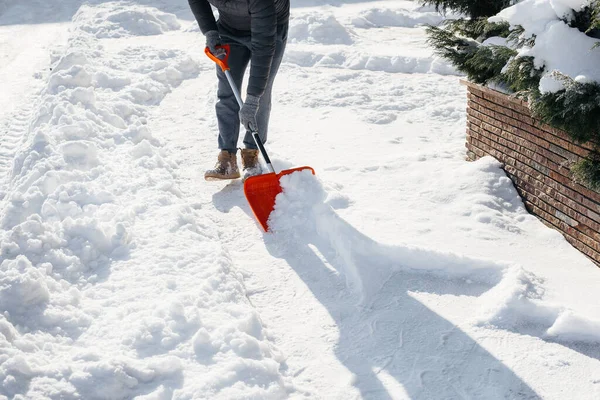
[0,3,294,399]
[345,52,457,75]
[283,5,459,75]
[288,12,354,45]
[490,0,600,93]
[74,2,181,38]
[269,169,600,343]
[284,7,459,75]
[270,170,517,297]
[351,7,444,29]
[476,265,600,343]
[283,48,459,76]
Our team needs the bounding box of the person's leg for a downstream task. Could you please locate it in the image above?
[243,23,288,149]
[215,37,251,153]
[205,28,251,180]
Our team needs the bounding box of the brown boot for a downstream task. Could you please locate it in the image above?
[241,149,262,181]
[204,150,241,181]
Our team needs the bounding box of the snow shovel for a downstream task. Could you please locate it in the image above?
[206,45,315,232]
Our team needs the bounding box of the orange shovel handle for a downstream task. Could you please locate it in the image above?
[205,45,231,72]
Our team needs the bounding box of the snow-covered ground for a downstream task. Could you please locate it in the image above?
[1,0,600,399]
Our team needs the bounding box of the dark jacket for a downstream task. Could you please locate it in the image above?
[188,0,290,97]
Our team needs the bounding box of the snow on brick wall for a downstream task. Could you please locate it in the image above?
[463,80,600,266]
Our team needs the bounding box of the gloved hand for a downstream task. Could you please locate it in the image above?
[239,95,260,131]
[205,30,225,57]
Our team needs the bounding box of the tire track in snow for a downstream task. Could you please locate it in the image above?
[0,2,79,200]
[0,105,31,198]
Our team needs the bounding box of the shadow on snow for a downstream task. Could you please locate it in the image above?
[211,177,544,399]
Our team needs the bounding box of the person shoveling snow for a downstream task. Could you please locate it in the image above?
[188,0,290,182]
[190,0,316,232]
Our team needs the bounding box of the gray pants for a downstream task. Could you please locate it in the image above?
[215,23,288,153]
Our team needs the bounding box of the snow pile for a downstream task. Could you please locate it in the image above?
[0,3,294,398]
[284,49,458,75]
[477,265,600,343]
[444,157,527,232]
[547,311,600,342]
[283,5,459,75]
[288,13,354,45]
[346,52,453,75]
[351,7,444,29]
[74,2,181,38]
[490,0,600,93]
[270,170,600,344]
[270,170,515,297]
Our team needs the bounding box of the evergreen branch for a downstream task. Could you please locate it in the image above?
[500,55,543,93]
[441,18,510,40]
[571,1,600,38]
[590,1,600,39]
[426,25,515,84]
[572,152,600,192]
[424,1,600,188]
[420,0,512,19]
[465,45,516,84]
[426,25,478,64]
[507,25,536,48]
[531,80,600,144]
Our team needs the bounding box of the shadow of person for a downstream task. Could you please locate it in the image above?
[254,171,542,399]
[262,219,541,399]
[209,168,596,397]
[211,180,244,214]
[541,338,600,362]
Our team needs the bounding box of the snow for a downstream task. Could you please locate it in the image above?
[481,36,509,47]
[349,7,446,29]
[289,13,354,45]
[547,311,600,343]
[490,0,565,34]
[539,71,568,93]
[489,0,600,93]
[74,3,181,39]
[1,0,600,399]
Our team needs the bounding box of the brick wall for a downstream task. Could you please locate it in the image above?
[462,80,600,265]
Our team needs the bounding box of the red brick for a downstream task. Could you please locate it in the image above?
[470,95,591,159]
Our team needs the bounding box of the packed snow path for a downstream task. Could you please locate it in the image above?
[1,1,600,399]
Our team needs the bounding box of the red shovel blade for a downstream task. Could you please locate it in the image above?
[244,166,315,231]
